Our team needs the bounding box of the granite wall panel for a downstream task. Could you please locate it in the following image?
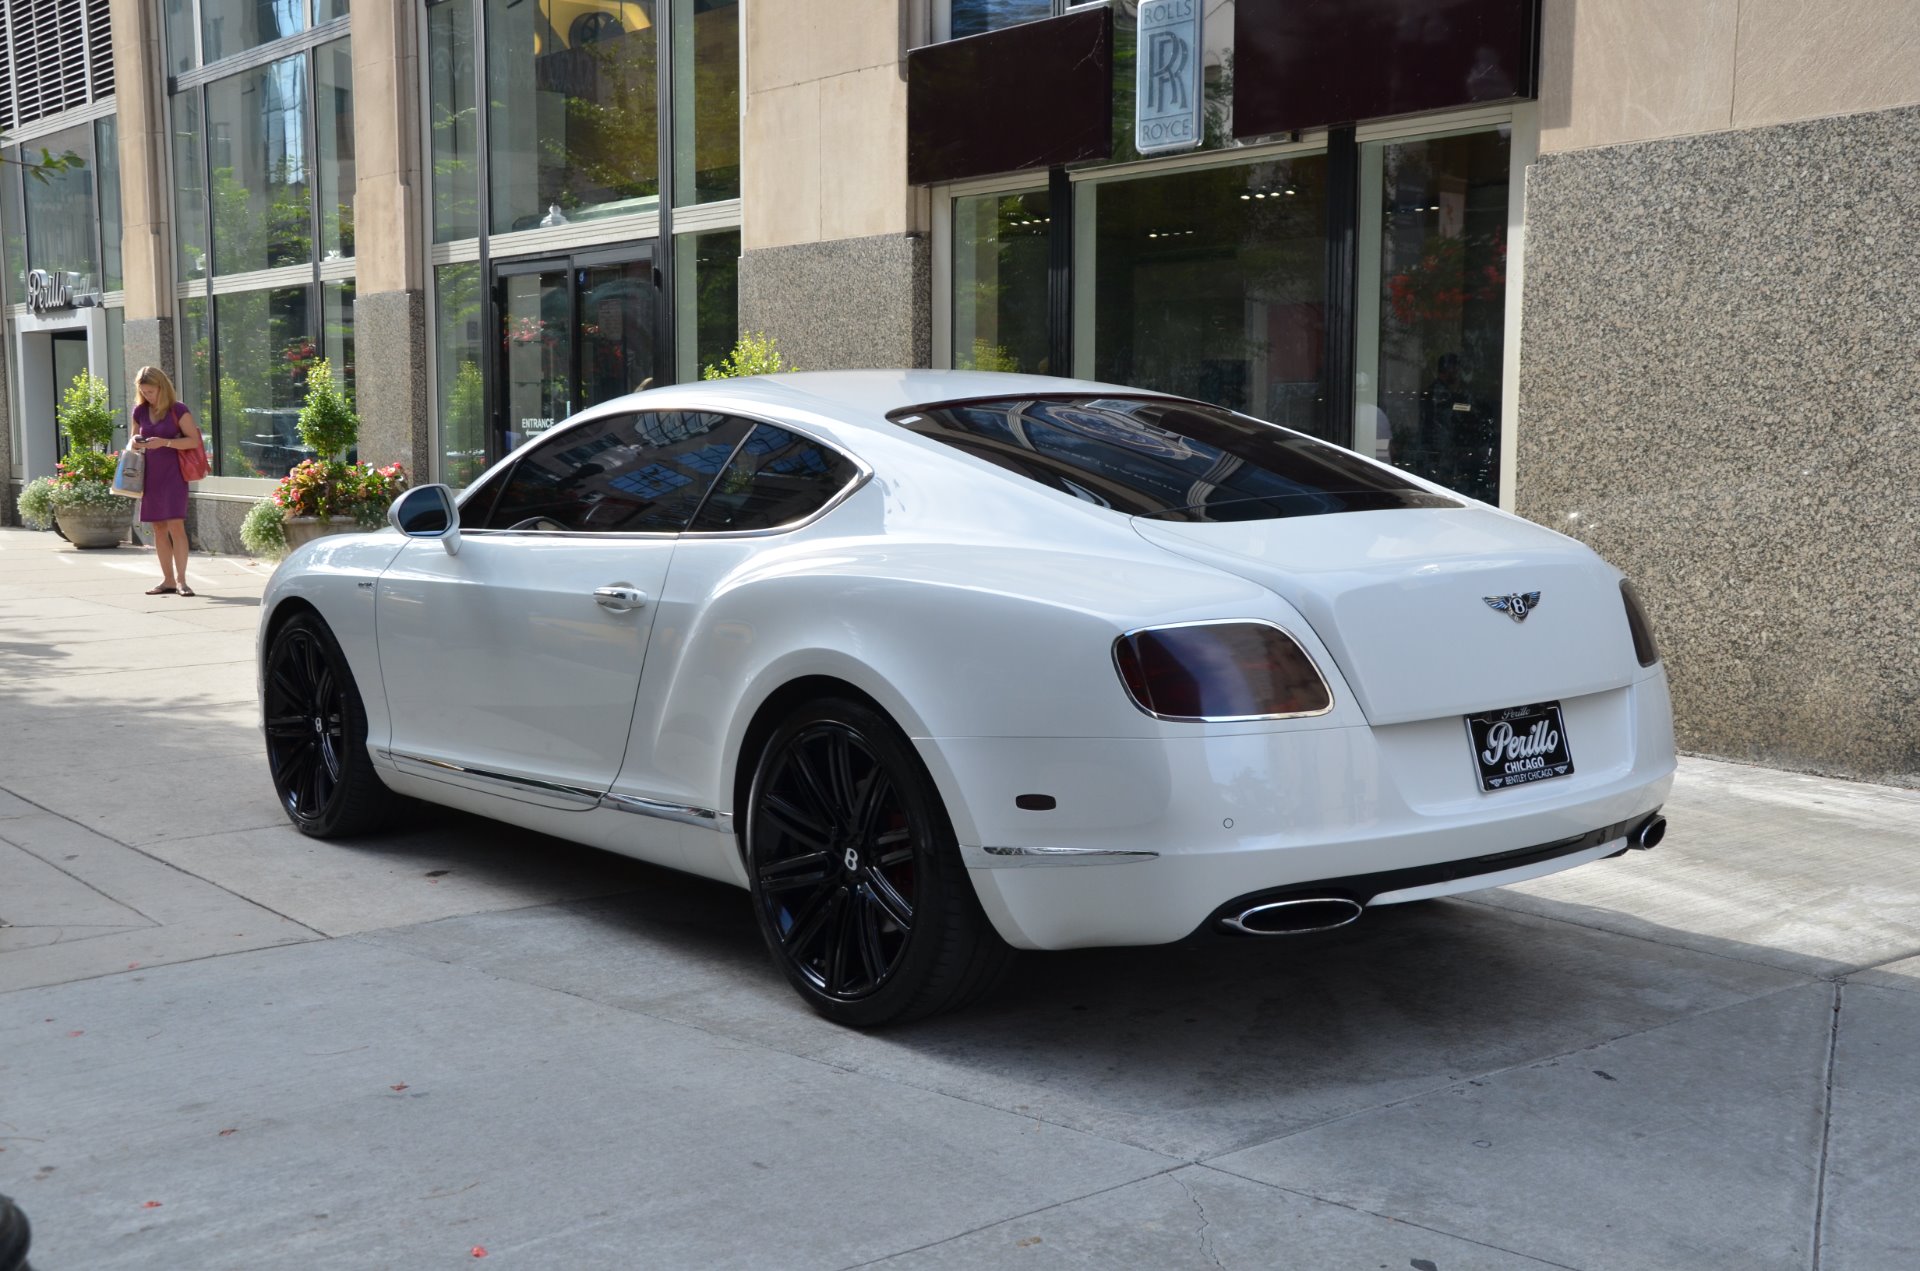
[1517,105,1920,786]
[739,233,930,371]
[353,289,431,480]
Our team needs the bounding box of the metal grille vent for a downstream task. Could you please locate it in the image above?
[0,0,115,134]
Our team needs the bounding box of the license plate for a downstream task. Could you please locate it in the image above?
[1466,701,1575,791]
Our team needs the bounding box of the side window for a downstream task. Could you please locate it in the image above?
[478,411,756,533]
[688,424,860,533]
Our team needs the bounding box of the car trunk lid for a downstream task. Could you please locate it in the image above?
[1132,507,1639,725]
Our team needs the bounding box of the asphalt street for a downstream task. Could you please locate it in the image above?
[3,525,1918,1270]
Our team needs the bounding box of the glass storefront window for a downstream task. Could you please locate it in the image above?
[215,286,316,478]
[207,56,313,275]
[178,295,211,457]
[672,0,740,205]
[1090,155,1331,438]
[316,38,356,259]
[949,0,1053,39]
[317,0,351,19]
[433,262,487,486]
[173,92,208,282]
[165,0,197,74]
[201,0,306,66]
[1,147,24,300]
[427,0,481,241]
[23,124,98,285]
[96,118,123,292]
[322,280,356,397]
[676,228,739,380]
[952,189,1049,373]
[486,0,660,232]
[1367,130,1510,503]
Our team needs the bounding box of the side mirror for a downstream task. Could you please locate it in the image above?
[389,483,462,556]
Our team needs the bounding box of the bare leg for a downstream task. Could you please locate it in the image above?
[150,522,179,589]
[162,521,191,591]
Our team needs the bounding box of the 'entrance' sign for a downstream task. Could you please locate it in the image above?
[1135,0,1204,155]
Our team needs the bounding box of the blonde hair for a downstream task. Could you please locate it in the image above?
[136,365,178,418]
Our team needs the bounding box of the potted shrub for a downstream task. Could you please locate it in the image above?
[253,357,408,553]
[13,371,135,548]
[701,331,796,379]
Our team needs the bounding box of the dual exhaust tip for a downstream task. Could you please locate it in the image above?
[1217,813,1669,937]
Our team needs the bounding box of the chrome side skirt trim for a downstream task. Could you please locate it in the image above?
[599,792,735,835]
[977,845,1160,867]
[376,748,602,808]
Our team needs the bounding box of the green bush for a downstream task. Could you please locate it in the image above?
[240,497,288,558]
[17,476,58,529]
[296,357,360,461]
[56,370,115,454]
[702,332,796,379]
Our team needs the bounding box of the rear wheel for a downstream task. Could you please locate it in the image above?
[263,612,397,838]
[745,697,1012,1026]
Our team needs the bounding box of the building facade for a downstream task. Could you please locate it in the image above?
[2,0,1915,784]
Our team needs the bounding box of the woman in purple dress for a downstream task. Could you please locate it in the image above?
[130,366,205,596]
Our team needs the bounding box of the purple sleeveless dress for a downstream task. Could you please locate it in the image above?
[135,401,190,523]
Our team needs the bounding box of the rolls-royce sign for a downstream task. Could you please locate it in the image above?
[1135,0,1204,155]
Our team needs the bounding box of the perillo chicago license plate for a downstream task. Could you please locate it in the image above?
[1466,701,1575,791]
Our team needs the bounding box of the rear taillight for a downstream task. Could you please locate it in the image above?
[1621,580,1659,667]
[1113,621,1332,721]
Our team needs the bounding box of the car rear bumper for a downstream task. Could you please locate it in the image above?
[919,673,1675,950]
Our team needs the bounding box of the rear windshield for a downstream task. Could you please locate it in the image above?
[887,396,1460,522]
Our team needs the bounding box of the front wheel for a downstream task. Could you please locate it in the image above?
[745,697,1012,1027]
[263,612,397,838]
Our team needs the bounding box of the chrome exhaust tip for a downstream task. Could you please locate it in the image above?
[1219,896,1364,936]
[1629,813,1667,851]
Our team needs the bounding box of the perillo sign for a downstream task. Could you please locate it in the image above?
[26,268,95,314]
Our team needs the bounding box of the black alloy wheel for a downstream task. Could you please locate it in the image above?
[263,612,395,838]
[746,697,1012,1027]
[0,1192,28,1271]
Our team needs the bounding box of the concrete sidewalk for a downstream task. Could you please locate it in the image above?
[2,524,1917,1270]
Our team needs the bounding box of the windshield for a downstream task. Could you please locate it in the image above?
[888,395,1460,522]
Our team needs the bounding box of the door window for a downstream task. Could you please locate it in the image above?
[499,268,573,451]
[479,410,755,534]
[689,425,861,533]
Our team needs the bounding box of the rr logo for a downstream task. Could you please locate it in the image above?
[1145,31,1190,111]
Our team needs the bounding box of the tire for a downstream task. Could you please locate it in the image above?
[0,1192,29,1271]
[263,611,398,838]
[745,696,1013,1027]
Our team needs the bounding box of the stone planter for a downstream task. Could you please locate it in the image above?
[54,501,136,549]
[283,515,369,550]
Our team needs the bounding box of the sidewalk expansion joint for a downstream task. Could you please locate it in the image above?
[1809,980,1842,1271]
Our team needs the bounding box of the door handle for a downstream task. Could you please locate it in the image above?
[594,586,647,612]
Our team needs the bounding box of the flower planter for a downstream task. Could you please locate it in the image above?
[53,501,135,549]
[283,515,369,550]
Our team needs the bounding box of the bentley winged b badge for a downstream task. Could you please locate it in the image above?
[1484,591,1542,623]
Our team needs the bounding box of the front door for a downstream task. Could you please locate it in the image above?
[51,331,88,458]
[494,248,657,461]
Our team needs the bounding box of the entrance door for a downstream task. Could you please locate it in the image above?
[493,247,657,461]
[51,332,88,458]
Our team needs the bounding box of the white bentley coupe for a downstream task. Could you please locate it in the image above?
[258,371,1674,1025]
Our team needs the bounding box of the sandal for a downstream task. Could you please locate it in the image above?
[146,584,178,595]
[176,584,196,598]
